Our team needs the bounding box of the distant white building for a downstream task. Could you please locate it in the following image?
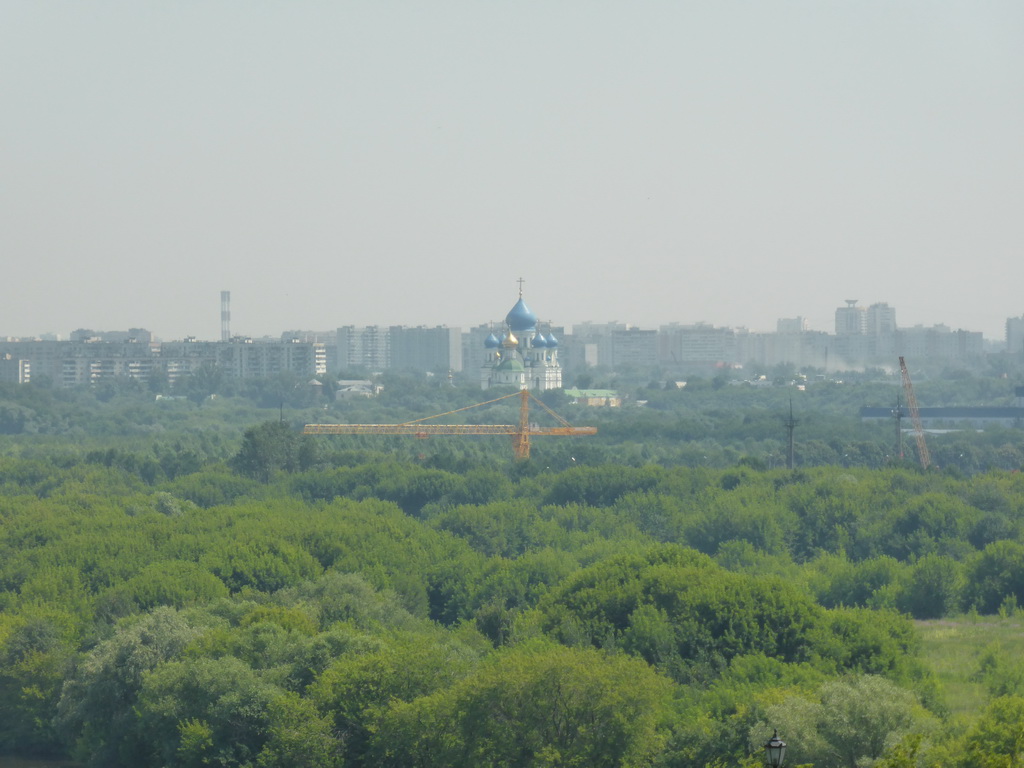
[835,300,867,336]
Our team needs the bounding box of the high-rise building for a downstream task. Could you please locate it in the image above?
[866,303,896,336]
[335,326,391,372]
[390,326,462,373]
[658,323,738,369]
[0,354,30,384]
[220,291,231,342]
[1007,316,1024,355]
[835,300,866,335]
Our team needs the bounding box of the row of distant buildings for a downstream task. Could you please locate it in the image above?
[0,298,1019,388]
[0,335,328,388]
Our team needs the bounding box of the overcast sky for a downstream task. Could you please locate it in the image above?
[3,3,1022,341]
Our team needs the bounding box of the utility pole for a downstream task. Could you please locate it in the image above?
[784,399,799,470]
[891,394,904,461]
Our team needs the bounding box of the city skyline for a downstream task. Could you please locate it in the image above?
[3,4,1022,340]
[4,295,1015,345]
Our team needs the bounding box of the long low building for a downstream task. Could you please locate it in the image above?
[0,339,326,387]
[860,406,1024,428]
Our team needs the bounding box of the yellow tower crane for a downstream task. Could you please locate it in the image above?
[303,389,596,461]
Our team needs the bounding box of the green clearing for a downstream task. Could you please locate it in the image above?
[918,614,1024,721]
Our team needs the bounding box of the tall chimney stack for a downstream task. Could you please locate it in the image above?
[220,291,231,341]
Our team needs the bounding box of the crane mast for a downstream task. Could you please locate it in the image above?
[898,356,931,470]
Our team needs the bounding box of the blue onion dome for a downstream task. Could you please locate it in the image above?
[546,332,559,348]
[531,333,547,348]
[505,297,538,332]
[502,330,519,348]
[484,333,500,349]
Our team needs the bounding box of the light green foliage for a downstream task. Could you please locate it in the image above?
[663,653,827,766]
[973,644,1024,699]
[200,538,323,593]
[470,548,580,644]
[808,553,909,611]
[960,695,1024,768]
[543,464,664,507]
[685,482,796,556]
[277,571,425,632]
[427,499,551,556]
[810,607,921,681]
[539,544,829,678]
[96,560,230,620]
[755,675,936,768]
[873,733,926,768]
[371,642,673,768]
[612,490,692,543]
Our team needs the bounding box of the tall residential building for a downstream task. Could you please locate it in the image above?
[390,326,462,373]
[570,322,627,368]
[609,328,658,369]
[776,317,809,334]
[0,354,30,384]
[1007,316,1024,355]
[335,326,391,372]
[866,303,897,336]
[658,323,738,368]
[765,319,829,369]
[835,300,866,335]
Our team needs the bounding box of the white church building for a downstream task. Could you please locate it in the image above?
[481,291,562,391]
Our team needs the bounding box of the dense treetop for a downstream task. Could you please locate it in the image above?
[2,371,1024,765]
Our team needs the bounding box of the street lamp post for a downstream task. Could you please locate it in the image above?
[763,729,787,767]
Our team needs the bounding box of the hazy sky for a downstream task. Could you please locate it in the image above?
[3,3,1022,341]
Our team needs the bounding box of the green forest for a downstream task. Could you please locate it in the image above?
[3,371,1024,767]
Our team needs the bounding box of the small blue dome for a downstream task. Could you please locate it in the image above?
[546,333,559,348]
[505,297,537,332]
[484,333,500,349]
[531,333,547,348]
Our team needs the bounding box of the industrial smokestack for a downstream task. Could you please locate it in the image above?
[220,291,231,341]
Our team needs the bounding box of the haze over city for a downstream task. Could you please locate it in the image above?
[3,3,1022,341]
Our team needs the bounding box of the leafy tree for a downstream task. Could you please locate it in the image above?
[897,553,965,619]
[0,610,78,754]
[539,545,825,678]
[138,655,340,768]
[755,675,935,768]
[179,363,226,407]
[95,561,230,621]
[965,541,1024,614]
[56,607,211,766]
[370,642,673,768]
[231,421,304,482]
[960,695,1024,768]
[200,539,322,593]
[310,628,479,764]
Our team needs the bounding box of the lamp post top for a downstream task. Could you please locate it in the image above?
[763,729,787,767]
